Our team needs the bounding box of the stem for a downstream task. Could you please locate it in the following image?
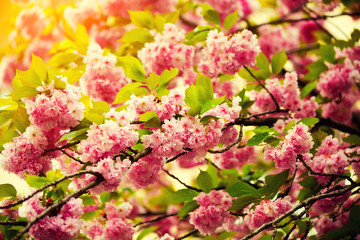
[59,149,85,164]
[240,180,360,240]
[208,124,243,154]
[163,169,201,192]
[0,171,101,210]
[0,221,27,226]
[134,213,177,227]
[13,175,105,240]
[244,66,280,110]
[176,230,199,240]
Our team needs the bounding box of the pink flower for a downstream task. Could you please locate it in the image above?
[103,218,134,240]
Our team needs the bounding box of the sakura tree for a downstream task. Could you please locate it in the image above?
[0,0,360,239]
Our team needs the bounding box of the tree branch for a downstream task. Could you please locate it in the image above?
[134,213,177,227]
[163,169,201,192]
[0,171,101,210]
[13,175,105,240]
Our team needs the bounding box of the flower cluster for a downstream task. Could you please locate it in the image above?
[199,29,260,76]
[265,123,313,170]
[80,43,131,104]
[138,23,195,75]
[78,120,139,163]
[189,190,233,235]
[19,197,84,240]
[22,79,85,131]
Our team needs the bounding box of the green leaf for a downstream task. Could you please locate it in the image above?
[238,68,256,81]
[26,175,50,189]
[271,50,287,75]
[343,135,360,145]
[120,28,154,43]
[196,74,214,101]
[256,53,270,71]
[298,176,318,189]
[113,82,147,104]
[246,132,269,146]
[229,194,261,211]
[139,111,159,122]
[13,105,30,133]
[75,24,90,55]
[253,126,279,134]
[0,184,17,199]
[9,86,39,101]
[48,52,82,68]
[137,226,159,240]
[300,81,317,99]
[30,53,47,83]
[145,73,160,91]
[201,4,220,25]
[159,68,179,85]
[185,85,199,107]
[117,56,146,82]
[128,10,154,29]
[81,210,101,220]
[218,231,238,240]
[200,115,220,125]
[284,119,296,135]
[58,128,89,142]
[143,117,161,128]
[184,25,215,45]
[178,200,200,220]
[297,117,319,127]
[206,163,219,188]
[154,13,166,32]
[304,60,328,80]
[223,10,239,30]
[197,170,213,193]
[259,170,289,198]
[170,189,199,203]
[200,96,226,114]
[54,76,67,90]
[187,104,202,117]
[227,182,260,197]
[164,10,180,24]
[319,45,335,63]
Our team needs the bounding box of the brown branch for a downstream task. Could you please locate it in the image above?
[43,141,80,154]
[166,150,191,164]
[240,180,360,240]
[0,221,27,226]
[244,66,280,110]
[0,171,101,210]
[208,124,243,154]
[134,213,177,227]
[249,12,360,30]
[163,169,201,192]
[13,174,105,240]
[298,155,355,184]
[59,149,85,164]
[176,230,199,240]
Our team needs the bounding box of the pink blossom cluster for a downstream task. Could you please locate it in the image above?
[19,197,84,240]
[258,25,299,58]
[22,79,85,131]
[241,198,292,232]
[125,154,164,188]
[63,0,102,30]
[138,23,195,75]
[265,123,313,170]
[250,72,318,117]
[312,187,351,214]
[189,190,233,235]
[210,145,254,169]
[126,89,185,121]
[89,157,131,194]
[306,136,349,184]
[78,120,139,163]
[80,43,131,104]
[0,126,51,178]
[83,202,134,240]
[198,29,260,76]
[15,6,49,40]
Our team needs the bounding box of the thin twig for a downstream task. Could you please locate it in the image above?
[298,155,355,184]
[166,150,191,164]
[43,141,80,154]
[163,169,201,192]
[176,230,199,240]
[240,181,360,240]
[0,221,27,226]
[208,125,243,154]
[13,175,104,240]
[244,66,280,110]
[0,171,101,210]
[59,149,85,164]
[134,213,177,227]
